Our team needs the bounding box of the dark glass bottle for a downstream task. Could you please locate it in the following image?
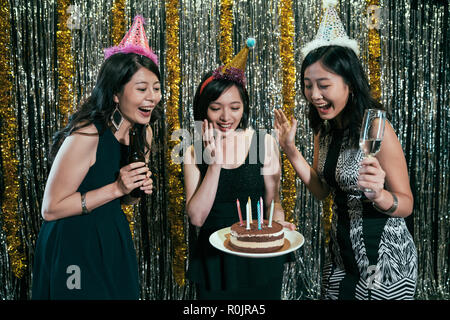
[128,124,146,198]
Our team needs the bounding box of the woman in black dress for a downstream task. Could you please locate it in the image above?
[32,16,160,299]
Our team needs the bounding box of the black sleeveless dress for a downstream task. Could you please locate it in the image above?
[32,121,140,299]
[187,130,289,300]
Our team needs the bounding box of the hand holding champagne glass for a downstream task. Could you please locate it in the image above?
[359,109,386,193]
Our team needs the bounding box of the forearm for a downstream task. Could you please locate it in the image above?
[284,146,329,200]
[186,165,221,226]
[42,182,123,221]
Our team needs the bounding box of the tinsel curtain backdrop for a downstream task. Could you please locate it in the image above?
[0,0,448,300]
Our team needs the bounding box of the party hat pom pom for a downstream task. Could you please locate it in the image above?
[246,37,256,48]
[323,0,338,8]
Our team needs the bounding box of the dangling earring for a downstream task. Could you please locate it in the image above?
[111,104,124,131]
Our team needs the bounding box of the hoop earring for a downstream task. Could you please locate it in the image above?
[111,104,124,131]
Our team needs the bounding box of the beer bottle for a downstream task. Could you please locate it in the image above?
[128,124,146,198]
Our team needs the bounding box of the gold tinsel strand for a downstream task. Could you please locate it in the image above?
[111,0,126,46]
[0,0,27,279]
[165,0,186,287]
[111,0,135,237]
[219,0,233,65]
[279,0,296,223]
[56,0,75,126]
[367,0,381,101]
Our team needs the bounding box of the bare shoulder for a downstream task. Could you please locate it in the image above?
[72,122,99,135]
[377,120,405,161]
[381,120,401,150]
[59,123,99,166]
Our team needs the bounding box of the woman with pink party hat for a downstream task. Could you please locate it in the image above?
[275,0,417,300]
[32,15,161,299]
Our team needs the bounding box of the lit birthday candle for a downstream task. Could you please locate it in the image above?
[248,196,252,224]
[236,199,243,226]
[268,200,274,227]
[257,200,261,230]
[260,196,264,226]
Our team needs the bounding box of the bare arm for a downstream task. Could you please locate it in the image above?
[262,134,296,230]
[184,145,221,227]
[274,109,330,200]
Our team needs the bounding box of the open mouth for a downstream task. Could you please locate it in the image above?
[138,106,153,116]
[316,103,332,113]
[217,123,233,131]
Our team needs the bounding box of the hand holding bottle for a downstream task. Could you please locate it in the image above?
[115,162,150,197]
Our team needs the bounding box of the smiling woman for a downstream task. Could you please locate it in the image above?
[206,85,244,134]
[183,39,296,300]
[303,62,351,125]
[275,43,417,300]
[113,67,161,127]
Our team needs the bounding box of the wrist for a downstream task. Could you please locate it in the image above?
[373,191,398,215]
[208,163,222,172]
[112,181,126,199]
[283,143,298,158]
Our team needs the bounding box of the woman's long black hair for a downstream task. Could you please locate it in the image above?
[193,71,250,130]
[300,45,383,147]
[50,53,162,161]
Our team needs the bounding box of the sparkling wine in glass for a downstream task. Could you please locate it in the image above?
[359,109,386,193]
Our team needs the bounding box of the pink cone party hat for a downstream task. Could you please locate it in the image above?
[104,15,158,65]
[301,0,359,57]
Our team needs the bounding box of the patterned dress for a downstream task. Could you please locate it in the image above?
[317,128,417,300]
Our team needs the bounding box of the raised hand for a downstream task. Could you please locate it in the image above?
[274,108,297,153]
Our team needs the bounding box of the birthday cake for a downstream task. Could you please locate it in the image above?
[229,220,284,253]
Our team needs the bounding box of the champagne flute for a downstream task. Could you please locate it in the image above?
[359,109,386,193]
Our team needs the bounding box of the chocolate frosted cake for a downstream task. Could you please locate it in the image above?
[229,220,284,253]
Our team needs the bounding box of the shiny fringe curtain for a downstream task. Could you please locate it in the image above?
[0,0,448,300]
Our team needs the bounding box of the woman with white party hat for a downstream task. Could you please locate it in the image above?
[275,0,417,300]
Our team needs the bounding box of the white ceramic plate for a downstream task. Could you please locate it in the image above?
[209,227,304,258]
